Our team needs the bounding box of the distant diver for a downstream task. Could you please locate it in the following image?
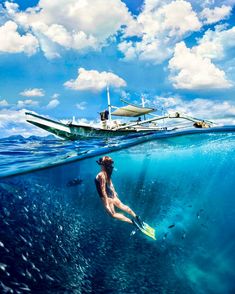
[95,156,143,228]
[66,178,83,187]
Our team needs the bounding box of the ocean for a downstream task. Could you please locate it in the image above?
[1,128,235,293]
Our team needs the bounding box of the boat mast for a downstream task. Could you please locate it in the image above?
[141,96,145,107]
[141,95,147,120]
[107,86,112,127]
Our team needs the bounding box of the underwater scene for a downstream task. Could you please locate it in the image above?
[1,130,235,294]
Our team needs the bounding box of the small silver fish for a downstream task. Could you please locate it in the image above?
[25,269,32,279]
[21,254,27,261]
[19,235,27,243]
[0,281,13,293]
[3,207,10,217]
[19,286,31,292]
[0,263,7,271]
[45,274,55,281]
[31,263,40,273]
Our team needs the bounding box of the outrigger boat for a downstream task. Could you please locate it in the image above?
[25,88,214,140]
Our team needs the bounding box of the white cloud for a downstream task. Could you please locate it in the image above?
[0,21,39,55]
[0,108,47,138]
[46,99,60,109]
[17,99,39,108]
[153,0,201,37]
[154,95,235,124]
[168,41,232,89]
[52,93,60,99]
[193,25,235,61]
[20,88,45,97]
[4,0,135,58]
[0,108,28,128]
[32,30,61,59]
[64,68,126,91]
[0,99,9,107]
[60,117,100,127]
[191,0,235,10]
[200,5,232,24]
[168,24,235,90]
[37,23,98,51]
[76,101,87,110]
[119,0,202,63]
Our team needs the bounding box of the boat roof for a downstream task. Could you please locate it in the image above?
[111,100,155,117]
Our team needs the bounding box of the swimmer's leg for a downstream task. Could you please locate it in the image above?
[105,200,133,224]
[110,212,133,224]
[114,198,137,218]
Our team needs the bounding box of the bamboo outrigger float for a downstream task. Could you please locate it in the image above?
[25,88,214,140]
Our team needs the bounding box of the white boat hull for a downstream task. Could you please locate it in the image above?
[25,112,161,140]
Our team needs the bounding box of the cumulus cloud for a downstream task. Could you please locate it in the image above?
[2,0,234,64]
[0,108,47,138]
[20,88,45,97]
[4,0,135,58]
[154,95,235,124]
[46,99,60,109]
[17,99,39,108]
[64,68,126,91]
[0,99,9,107]
[119,0,202,63]
[0,20,39,55]
[52,93,60,99]
[76,102,87,110]
[168,41,232,89]
[193,25,235,61]
[168,24,235,90]
[32,30,61,59]
[200,5,232,24]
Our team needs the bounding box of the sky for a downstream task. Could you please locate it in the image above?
[0,0,235,137]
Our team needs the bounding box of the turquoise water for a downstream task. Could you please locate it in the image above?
[1,130,235,293]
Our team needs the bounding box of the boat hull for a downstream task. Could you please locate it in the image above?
[25,112,157,140]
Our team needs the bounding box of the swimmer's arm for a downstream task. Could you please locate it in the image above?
[99,176,115,215]
[110,180,118,197]
[99,175,110,207]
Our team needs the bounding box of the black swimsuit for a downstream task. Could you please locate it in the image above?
[95,177,114,199]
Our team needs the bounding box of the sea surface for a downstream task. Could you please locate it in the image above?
[1,128,235,293]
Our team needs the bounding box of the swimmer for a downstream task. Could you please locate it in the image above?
[95,156,143,227]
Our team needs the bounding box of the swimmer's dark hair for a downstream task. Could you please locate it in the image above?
[96,156,114,167]
[96,156,114,178]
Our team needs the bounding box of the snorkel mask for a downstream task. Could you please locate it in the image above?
[96,156,114,177]
[96,156,114,167]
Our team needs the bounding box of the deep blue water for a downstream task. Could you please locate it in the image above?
[1,129,235,293]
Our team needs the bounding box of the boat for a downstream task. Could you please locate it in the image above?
[25,88,214,140]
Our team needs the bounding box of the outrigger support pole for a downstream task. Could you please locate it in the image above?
[113,112,214,131]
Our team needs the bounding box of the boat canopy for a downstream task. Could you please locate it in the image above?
[111,102,155,117]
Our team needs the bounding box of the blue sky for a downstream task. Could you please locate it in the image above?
[0,0,235,137]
